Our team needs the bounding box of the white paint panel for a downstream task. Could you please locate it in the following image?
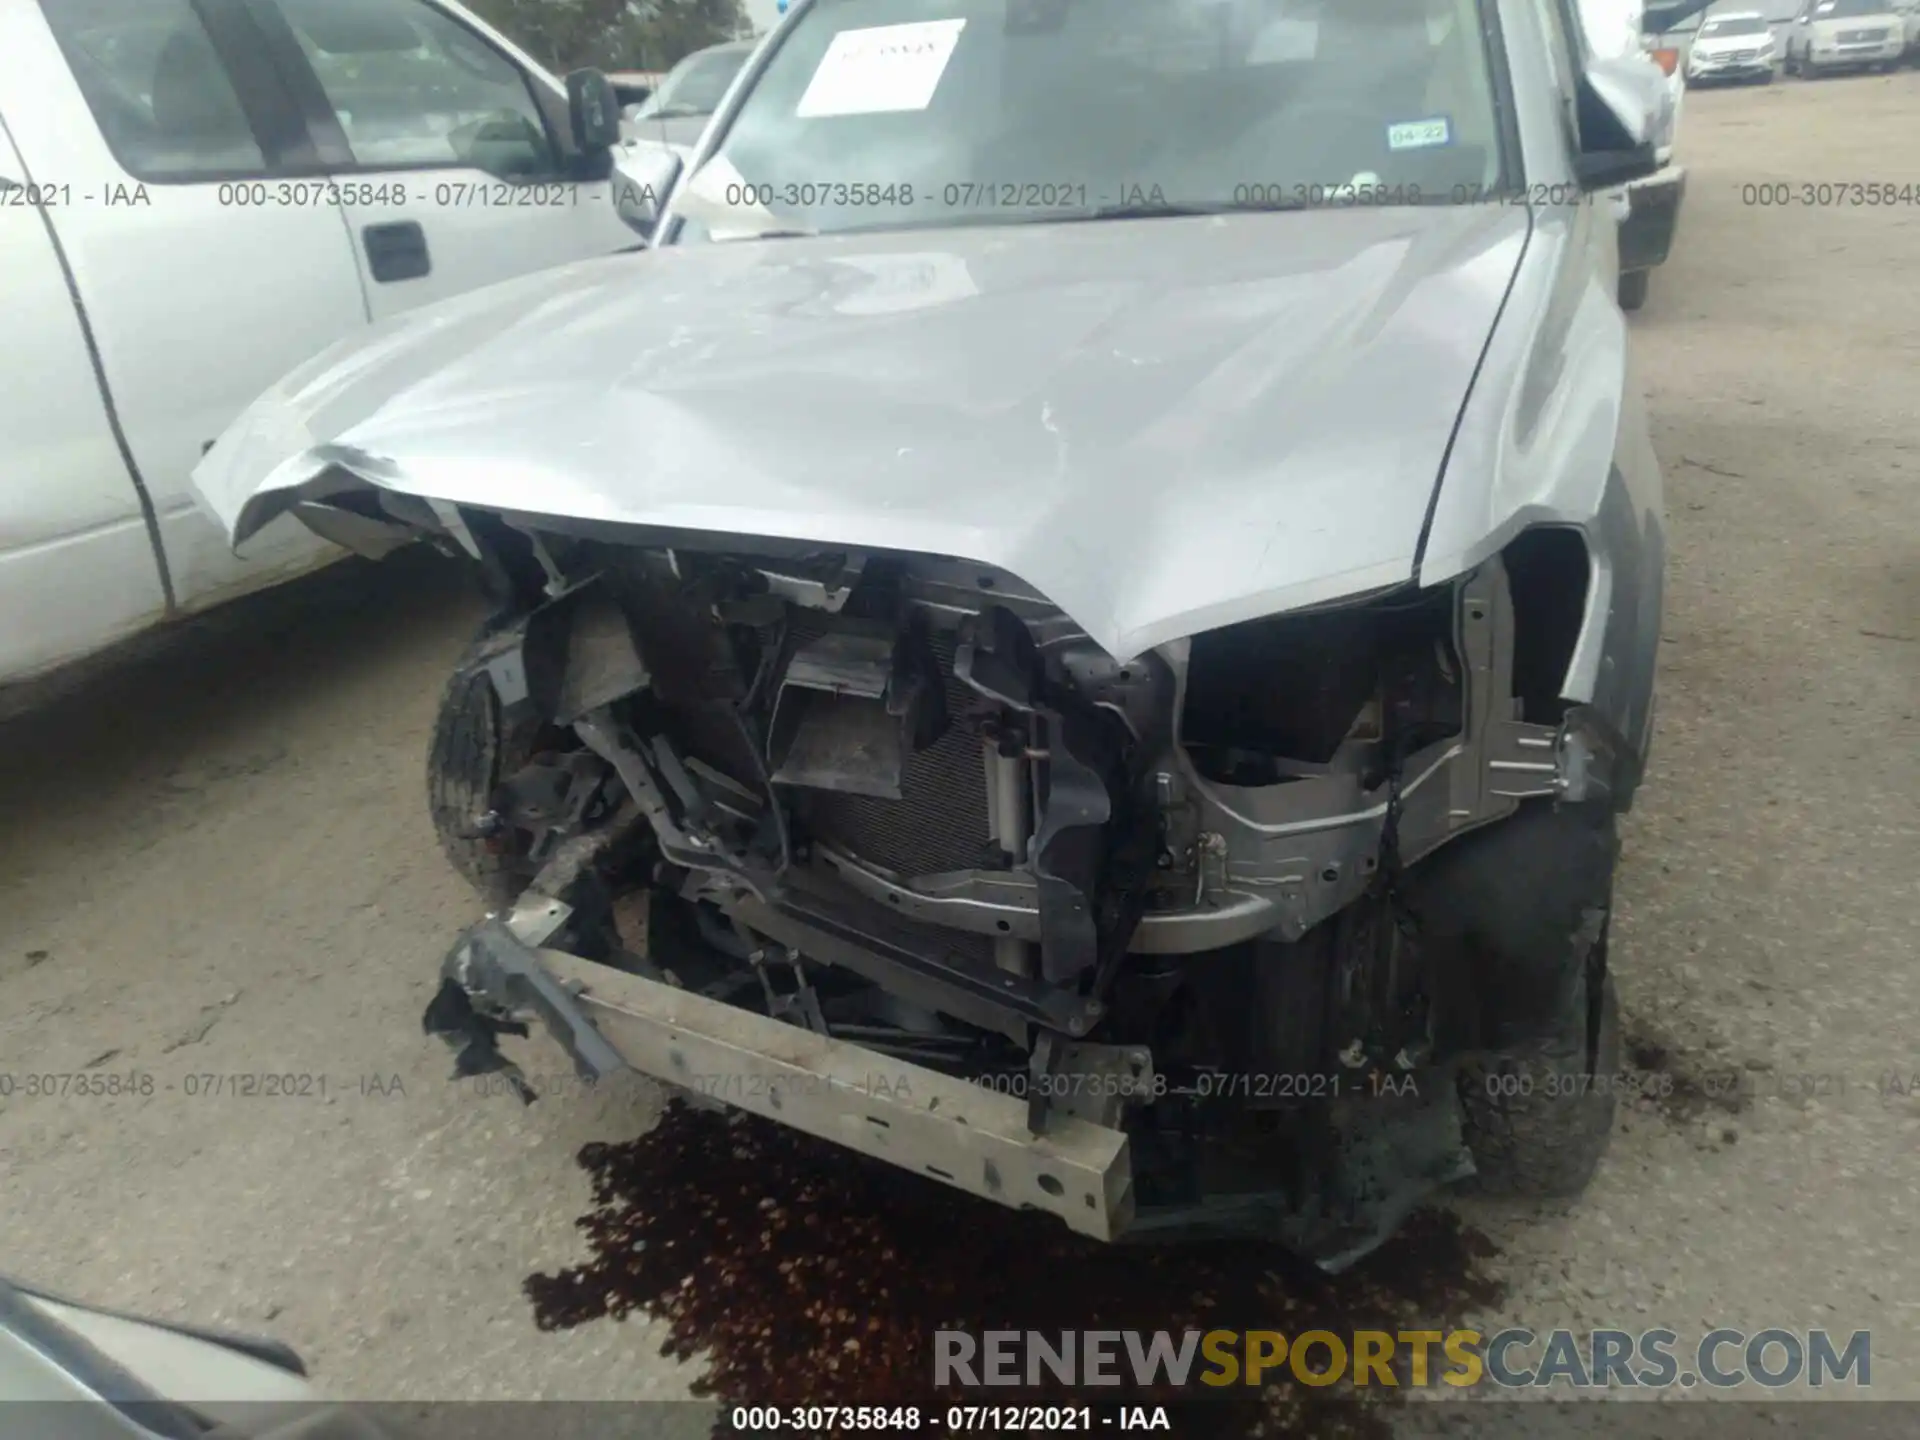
[0,117,166,682]
[0,2,367,615]
[309,0,640,321]
[0,521,169,683]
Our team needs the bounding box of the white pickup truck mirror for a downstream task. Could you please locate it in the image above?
[566,68,624,154]
[612,142,682,238]
[1572,52,1669,191]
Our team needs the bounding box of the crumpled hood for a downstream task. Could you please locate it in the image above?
[195,206,1529,660]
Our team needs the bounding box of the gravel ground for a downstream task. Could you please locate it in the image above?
[1,73,1915,1425]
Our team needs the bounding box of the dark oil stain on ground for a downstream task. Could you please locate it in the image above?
[526,1104,1507,1439]
[1621,1020,1753,1136]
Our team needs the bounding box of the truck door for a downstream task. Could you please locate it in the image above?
[0,123,169,682]
[9,0,369,617]
[253,0,640,322]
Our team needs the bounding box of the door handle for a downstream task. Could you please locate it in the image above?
[363,221,431,283]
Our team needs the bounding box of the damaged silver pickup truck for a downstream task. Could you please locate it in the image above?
[193,0,1669,1268]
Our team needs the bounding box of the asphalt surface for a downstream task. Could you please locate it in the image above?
[2,72,1916,1424]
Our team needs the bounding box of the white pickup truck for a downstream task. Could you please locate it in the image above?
[0,0,639,686]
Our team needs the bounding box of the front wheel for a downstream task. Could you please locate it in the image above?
[1617,268,1651,312]
[426,631,554,908]
[1457,938,1621,1198]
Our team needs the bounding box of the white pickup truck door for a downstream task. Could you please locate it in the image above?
[0,122,172,681]
[3,0,365,622]
[256,0,639,321]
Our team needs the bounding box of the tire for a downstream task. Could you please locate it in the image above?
[426,632,552,908]
[1617,268,1650,312]
[1457,934,1621,1198]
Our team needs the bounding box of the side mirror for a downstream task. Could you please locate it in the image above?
[1571,53,1667,191]
[612,142,683,237]
[1574,145,1659,191]
[566,68,623,154]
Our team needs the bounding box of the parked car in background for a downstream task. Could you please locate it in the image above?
[608,68,665,134]
[1898,0,1920,58]
[1645,1,1803,69]
[1784,0,1908,72]
[621,39,755,150]
[0,0,641,688]
[608,68,665,103]
[1685,9,1780,79]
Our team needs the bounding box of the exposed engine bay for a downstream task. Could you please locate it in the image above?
[400,513,1635,1269]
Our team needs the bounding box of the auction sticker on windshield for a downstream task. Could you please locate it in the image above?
[795,19,968,118]
[1387,117,1453,151]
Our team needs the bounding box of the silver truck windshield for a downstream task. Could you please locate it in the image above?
[675,0,1506,240]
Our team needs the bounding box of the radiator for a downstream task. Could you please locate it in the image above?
[794,632,995,879]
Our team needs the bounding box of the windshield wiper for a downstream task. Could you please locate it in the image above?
[1050,198,1309,224]
[1061,201,1227,222]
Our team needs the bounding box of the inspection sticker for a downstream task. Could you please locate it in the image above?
[1387,116,1452,151]
[795,19,967,118]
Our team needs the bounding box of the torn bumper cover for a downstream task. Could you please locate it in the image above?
[426,907,1137,1241]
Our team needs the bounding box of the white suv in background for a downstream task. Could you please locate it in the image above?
[1685,9,1780,81]
[1785,0,1908,72]
[1898,0,1920,59]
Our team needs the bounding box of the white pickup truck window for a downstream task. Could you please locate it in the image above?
[44,0,267,180]
[277,0,557,179]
